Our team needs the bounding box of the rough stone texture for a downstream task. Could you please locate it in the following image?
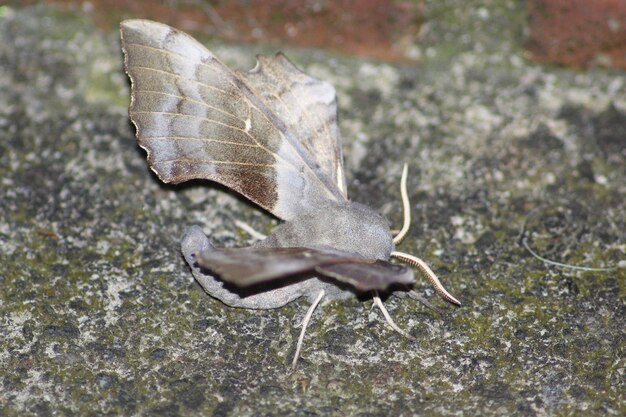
[527,0,626,69]
[1,3,624,416]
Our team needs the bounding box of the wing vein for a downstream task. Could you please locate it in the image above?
[134,89,240,119]
[129,65,238,98]
[133,110,297,170]
[126,35,343,203]
[154,158,274,167]
[266,73,334,156]
[142,136,262,148]
[125,42,239,89]
[238,93,340,200]
[132,110,253,138]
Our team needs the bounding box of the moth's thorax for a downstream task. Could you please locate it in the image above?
[259,200,394,260]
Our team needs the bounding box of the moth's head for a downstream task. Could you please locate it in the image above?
[292,200,394,260]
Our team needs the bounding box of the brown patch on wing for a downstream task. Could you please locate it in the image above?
[240,54,347,195]
[121,19,344,220]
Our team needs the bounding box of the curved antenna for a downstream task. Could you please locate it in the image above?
[392,251,461,306]
[390,164,461,306]
[393,163,410,244]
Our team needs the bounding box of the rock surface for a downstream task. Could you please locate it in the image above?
[1,3,624,416]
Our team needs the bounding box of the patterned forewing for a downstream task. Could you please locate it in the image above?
[240,54,347,196]
[121,20,342,220]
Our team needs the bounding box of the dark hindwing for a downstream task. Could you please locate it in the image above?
[195,246,415,292]
[120,20,345,221]
[316,262,414,292]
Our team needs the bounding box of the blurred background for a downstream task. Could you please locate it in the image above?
[9,0,626,68]
[1,1,624,416]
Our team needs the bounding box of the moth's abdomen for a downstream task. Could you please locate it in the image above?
[261,200,394,260]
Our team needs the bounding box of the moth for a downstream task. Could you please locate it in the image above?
[121,19,460,368]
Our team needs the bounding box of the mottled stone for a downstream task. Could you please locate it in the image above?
[0,3,624,417]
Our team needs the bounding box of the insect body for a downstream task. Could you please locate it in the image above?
[121,19,460,368]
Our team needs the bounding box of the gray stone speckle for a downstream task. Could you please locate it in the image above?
[1,3,624,416]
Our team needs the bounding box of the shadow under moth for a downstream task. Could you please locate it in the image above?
[121,19,461,369]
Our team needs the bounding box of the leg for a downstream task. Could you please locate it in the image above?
[372,291,415,340]
[292,289,325,370]
[234,219,267,241]
[407,290,444,315]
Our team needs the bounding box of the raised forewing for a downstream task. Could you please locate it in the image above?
[239,54,347,196]
[121,19,345,220]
